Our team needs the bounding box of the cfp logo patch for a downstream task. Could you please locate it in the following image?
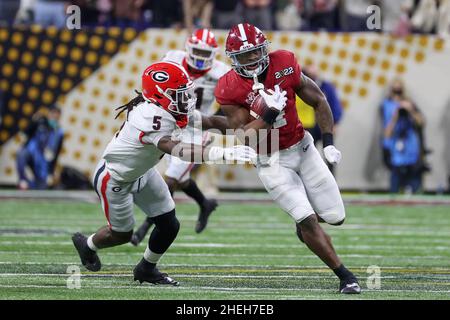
[151,71,169,83]
[274,67,294,80]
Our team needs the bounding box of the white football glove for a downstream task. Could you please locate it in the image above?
[323,145,342,165]
[258,85,287,112]
[208,145,257,163]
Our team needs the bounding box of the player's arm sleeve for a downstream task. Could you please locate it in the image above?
[214,79,237,106]
[139,117,175,146]
[135,113,176,147]
[140,130,171,146]
[290,52,303,88]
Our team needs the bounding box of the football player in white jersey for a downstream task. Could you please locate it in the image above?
[71,61,256,285]
[131,29,231,245]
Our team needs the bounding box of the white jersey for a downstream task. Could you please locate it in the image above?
[102,101,179,183]
[162,50,230,116]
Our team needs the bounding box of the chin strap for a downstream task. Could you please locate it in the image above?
[252,73,264,91]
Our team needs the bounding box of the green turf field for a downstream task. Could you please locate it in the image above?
[0,198,449,300]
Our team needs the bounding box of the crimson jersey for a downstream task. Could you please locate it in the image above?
[215,50,305,151]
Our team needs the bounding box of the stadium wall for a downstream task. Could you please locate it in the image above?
[0,27,449,191]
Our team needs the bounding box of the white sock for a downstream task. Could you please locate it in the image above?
[87,234,98,251]
[144,246,163,264]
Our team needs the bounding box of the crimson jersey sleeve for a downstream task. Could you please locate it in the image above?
[292,53,302,88]
[278,50,302,89]
[214,71,239,105]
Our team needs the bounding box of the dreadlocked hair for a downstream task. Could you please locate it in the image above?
[114,90,145,120]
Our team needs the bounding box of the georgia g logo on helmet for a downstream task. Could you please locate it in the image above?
[150,71,169,83]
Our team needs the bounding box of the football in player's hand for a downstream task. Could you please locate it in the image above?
[249,91,270,120]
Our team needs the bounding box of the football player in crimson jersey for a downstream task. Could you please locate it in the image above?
[131,29,231,245]
[71,61,255,285]
[215,23,361,294]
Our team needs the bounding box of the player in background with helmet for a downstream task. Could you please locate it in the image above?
[215,23,361,294]
[131,29,231,245]
[72,61,255,285]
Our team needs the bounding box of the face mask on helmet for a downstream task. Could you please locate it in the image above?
[186,45,217,70]
[157,82,197,116]
[227,43,269,78]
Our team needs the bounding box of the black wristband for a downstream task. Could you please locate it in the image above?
[262,108,280,125]
[322,133,334,147]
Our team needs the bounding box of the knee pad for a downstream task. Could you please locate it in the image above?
[152,209,180,235]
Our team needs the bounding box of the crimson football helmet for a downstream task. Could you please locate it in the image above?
[225,23,270,78]
[142,61,197,115]
[185,29,218,71]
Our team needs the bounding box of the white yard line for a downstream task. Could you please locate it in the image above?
[0,284,447,294]
[0,261,449,272]
[1,234,448,245]
[1,220,448,228]
[0,273,348,279]
[3,273,448,280]
[1,226,449,236]
[0,251,448,260]
[0,240,448,251]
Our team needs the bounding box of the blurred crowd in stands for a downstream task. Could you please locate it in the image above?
[0,0,449,36]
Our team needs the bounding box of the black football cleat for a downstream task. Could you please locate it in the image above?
[195,198,218,233]
[133,259,179,286]
[130,219,154,246]
[71,232,101,272]
[339,277,361,294]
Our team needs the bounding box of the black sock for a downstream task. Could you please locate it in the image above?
[333,264,354,281]
[181,179,206,205]
[148,210,180,255]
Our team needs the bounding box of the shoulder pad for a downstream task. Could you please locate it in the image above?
[207,60,231,80]
[162,50,186,65]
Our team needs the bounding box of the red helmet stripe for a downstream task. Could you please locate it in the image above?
[237,23,248,45]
